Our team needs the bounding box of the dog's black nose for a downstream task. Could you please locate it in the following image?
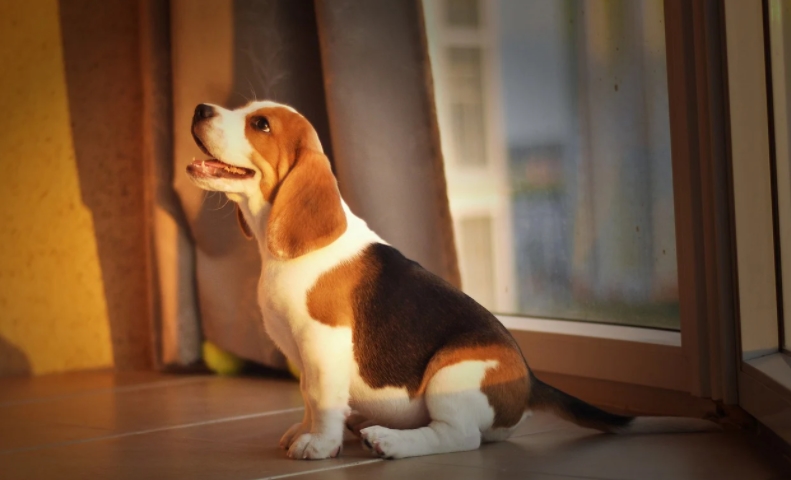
[194,104,216,122]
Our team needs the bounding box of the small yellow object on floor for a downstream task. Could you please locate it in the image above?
[202,340,246,375]
[287,359,301,380]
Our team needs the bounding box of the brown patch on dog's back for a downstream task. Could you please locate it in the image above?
[307,255,372,327]
[307,243,529,428]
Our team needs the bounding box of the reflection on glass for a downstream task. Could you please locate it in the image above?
[446,0,480,28]
[447,47,487,166]
[424,0,680,329]
[458,216,496,308]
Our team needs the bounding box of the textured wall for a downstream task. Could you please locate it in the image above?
[58,0,152,370]
[0,0,113,375]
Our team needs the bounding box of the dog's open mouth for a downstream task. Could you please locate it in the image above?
[188,132,255,179]
[187,158,256,179]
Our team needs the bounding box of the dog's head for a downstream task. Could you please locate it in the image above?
[187,101,347,259]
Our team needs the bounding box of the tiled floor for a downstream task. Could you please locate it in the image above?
[2,371,790,480]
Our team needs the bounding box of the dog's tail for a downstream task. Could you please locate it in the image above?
[527,375,719,434]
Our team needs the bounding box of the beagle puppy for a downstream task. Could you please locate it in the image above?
[186,100,717,460]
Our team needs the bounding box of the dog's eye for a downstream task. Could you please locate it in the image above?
[252,116,270,133]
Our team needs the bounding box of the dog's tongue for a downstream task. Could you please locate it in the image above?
[187,159,255,179]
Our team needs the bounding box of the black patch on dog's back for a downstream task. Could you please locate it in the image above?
[351,243,515,395]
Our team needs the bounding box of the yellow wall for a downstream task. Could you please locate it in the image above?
[0,1,113,375]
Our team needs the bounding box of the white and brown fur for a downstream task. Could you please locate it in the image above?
[186,100,718,460]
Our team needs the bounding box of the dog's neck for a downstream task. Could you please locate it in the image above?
[227,192,271,253]
[230,191,366,262]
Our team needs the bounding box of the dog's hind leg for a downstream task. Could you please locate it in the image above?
[360,360,497,459]
[345,411,375,437]
[481,411,527,443]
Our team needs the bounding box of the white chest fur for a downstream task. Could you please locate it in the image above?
[254,204,381,367]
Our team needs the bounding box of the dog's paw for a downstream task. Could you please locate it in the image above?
[279,422,310,450]
[360,426,401,459]
[287,433,343,460]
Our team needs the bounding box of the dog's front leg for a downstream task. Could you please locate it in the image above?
[286,325,352,460]
[279,374,313,449]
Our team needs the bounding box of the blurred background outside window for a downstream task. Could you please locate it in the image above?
[424,0,680,330]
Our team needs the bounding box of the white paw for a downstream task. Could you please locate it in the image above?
[360,426,402,459]
[279,422,310,449]
[287,433,343,460]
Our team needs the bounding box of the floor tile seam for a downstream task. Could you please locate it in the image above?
[509,425,577,439]
[0,377,210,407]
[419,458,615,480]
[0,406,304,455]
[164,432,284,448]
[251,459,384,479]
[169,433,369,450]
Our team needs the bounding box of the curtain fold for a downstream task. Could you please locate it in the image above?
[315,0,461,286]
[140,0,176,368]
[169,0,286,369]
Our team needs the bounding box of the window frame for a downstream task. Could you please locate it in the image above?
[727,0,791,446]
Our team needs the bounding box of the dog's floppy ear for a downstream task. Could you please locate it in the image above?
[266,150,347,259]
[236,205,254,240]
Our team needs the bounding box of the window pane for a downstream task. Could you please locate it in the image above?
[447,47,487,166]
[446,0,480,28]
[458,216,496,308]
[425,0,680,329]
